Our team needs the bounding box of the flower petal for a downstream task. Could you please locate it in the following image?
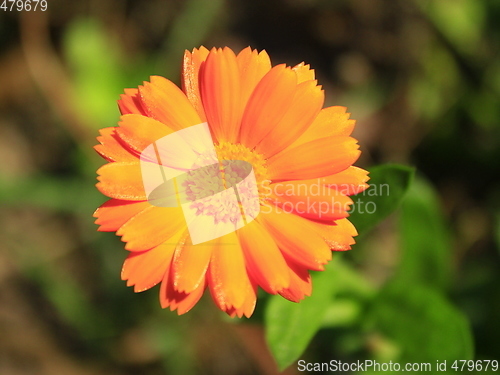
[278,258,312,302]
[93,199,150,232]
[116,205,186,251]
[121,232,182,292]
[118,88,148,116]
[237,220,290,294]
[172,236,214,294]
[236,47,272,113]
[258,209,332,271]
[256,79,324,157]
[182,46,210,121]
[310,218,358,251]
[208,231,252,311]
[94,127,137,162]
[160,264,207,315]
[268,136,361,181]
[139,76,202,131]
[299,166,370,196]
[115,114,174,154]
[239,64,297,149]
[199,47,243,143]
[96,162,146,200]
[268,180,353,221]
[223,282,257,318]
[292,62,315,84]
[287,106,355,149]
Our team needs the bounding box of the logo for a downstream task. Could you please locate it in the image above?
[140,123,260,244]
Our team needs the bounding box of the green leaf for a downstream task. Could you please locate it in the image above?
[397,176,452,290]
[349,164,415,235]
[370,281,474,364]
[320,299,362,328]
[265,259,340,371]
[265,257,376,370]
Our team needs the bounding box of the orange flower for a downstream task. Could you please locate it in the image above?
[94,46,369,317]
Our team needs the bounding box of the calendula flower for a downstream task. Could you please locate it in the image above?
[94,46,369,317]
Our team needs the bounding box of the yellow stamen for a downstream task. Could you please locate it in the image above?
[214,142,271,204]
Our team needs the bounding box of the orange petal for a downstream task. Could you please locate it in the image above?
[116,114,198,169]
[118,88,148,116]
[257,209,331,271]
[292,62,316,84]
[223,281,257,318]
[94,127,137,162]
[299,166,370,196]
[116,205,186,251]
[256,79,324,157]
[121,232,182,292]
[278,257,312,302]
[237,220,290,294]
[268,180,353,221]
[139,76,202,131]
[96,162,146,200]
[287,106,356,149]
[93,199,150,232]
[160,265,207,315]
[115,114,174,154]
[268,136,361,181]
[236,47,272,114]
[172,236,214,293]
[174,279,207,315]
[182,46,210,121]
[239,64,297,149]
[199,47,243,143]
[309,218,358,251]
[207,231,253,311]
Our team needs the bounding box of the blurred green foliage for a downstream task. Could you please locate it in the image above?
[397,177,452,291]
[64,18,124,129]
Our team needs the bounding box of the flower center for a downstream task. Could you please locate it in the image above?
[214,142,270,200]
[182,142,270,225]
